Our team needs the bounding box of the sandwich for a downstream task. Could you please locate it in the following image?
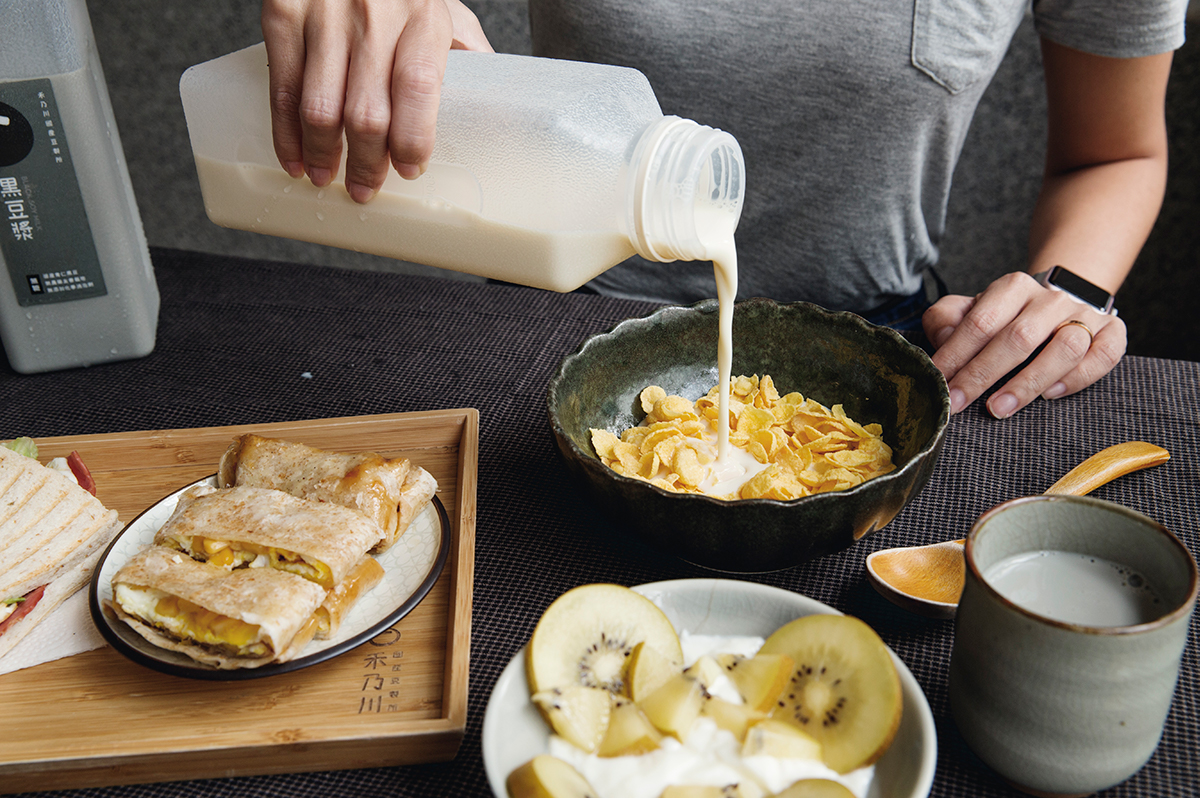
[0,444,123,660]
[110,545,328,669]
[153,483,385,589]
[217,434,437,552]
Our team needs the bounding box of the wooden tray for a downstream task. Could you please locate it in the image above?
[0,409,479,793]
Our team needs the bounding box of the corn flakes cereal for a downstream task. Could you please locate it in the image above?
[589,376,895,501]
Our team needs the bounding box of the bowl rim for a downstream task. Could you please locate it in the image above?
[546,297,951,509]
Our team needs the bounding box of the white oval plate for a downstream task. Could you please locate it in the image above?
[89,476,449,680]
[482,578,937,798]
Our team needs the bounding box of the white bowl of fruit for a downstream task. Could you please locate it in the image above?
[483,579,936,798]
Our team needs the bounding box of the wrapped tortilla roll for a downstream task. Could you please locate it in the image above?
[397,466,438,539]
[155,484,384,590]
[218,434,436,552]
[111,545,327,669]
[314,556,386,640]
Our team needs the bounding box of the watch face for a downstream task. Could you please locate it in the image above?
[1050,267,1111,310]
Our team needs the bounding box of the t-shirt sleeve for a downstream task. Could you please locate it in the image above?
[1032,0,1187,57]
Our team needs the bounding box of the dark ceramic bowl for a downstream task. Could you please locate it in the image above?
[547,298,950,572]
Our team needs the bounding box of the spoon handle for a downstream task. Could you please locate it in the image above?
[1043,441,1170,497]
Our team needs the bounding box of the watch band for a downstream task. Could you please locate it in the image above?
[1034,266,1117,316]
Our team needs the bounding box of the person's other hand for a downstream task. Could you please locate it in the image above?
[923,272,1125,418]
[261,0,493,203]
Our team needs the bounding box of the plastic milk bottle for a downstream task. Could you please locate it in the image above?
[179,44,745,293]
[0,0,160,374]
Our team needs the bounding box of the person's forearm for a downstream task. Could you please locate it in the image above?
[1026,154,1167,295]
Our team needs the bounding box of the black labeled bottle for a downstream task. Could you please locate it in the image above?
[0,0,159,373]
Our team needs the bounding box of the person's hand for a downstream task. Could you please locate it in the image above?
[923,272,1126,418]
[261,0,493,203]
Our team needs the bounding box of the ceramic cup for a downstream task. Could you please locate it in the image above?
[949,495,1197,797]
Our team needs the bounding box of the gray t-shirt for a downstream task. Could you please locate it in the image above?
[528,0,1186,312]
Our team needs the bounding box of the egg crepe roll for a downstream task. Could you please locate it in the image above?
[314,555,386,640]
[397,466,438,537]
[111,545,327,668]
[154,484,383,590]
[218,434,435,552]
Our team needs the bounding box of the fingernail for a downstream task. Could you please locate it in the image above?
[934,326,954,347]
[395,162,423,180]
[347,181,375,204]
[949,388,966,414]
[988,392,1018,419]
[283,161,304,178]
[1043,382,1067,400]
[308,167,332,187]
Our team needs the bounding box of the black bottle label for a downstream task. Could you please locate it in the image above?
[0,77,107,307]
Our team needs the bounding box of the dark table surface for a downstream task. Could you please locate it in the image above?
[3,248,1197,798]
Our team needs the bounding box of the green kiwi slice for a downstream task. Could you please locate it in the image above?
[758,613,902,773]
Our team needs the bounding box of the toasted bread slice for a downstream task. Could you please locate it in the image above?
[0,446,122,658]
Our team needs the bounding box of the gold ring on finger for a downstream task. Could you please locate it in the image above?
[1055,319,1094,345]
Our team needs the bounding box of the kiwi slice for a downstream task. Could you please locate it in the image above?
[531,685,612,753]
[774,779,857,798]
[506,754,598,798]
[526,583,683,696]
[758,614,902,773]
[628,640,681,701]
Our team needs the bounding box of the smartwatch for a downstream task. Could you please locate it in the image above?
[1034,266,1117,316]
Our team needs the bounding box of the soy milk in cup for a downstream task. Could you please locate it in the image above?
[949,495,1196,796]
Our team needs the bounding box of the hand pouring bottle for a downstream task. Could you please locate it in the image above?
[180,44,744,292]
[0,0,159,373]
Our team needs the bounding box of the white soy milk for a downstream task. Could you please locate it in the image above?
[696,204,739,462]
[983,550,1164,627]
[193,157,636,293]
[182,45,745,296]
[0,0,159,373]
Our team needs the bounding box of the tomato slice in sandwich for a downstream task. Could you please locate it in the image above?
[0,586,46,636]
[66,451,97,496]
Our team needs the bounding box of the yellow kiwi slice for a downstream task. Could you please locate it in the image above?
[714,653,795,712]
[506,754,598,798]
[640,673,706,741]
[629,640,681,701]
[700,694,766,741]
[531,685,613,753]
[598,697,663,757]
[526,584,683,696]
[758,614,902,774]
[741,718,822,760]
[658,787,761,798]
[773,779,857,798]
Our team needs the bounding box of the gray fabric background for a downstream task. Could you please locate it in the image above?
[84,1,1198,360]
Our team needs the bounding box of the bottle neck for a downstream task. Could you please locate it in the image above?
[627,116,745,263]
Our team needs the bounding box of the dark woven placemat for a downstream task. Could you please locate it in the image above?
[2,248,1197,797]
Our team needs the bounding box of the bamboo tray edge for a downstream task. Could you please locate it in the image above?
[0,408,479,794]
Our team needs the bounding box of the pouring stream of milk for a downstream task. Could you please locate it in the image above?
[703,220,738,463]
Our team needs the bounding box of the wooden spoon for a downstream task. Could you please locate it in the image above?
[865,441,1171,619]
